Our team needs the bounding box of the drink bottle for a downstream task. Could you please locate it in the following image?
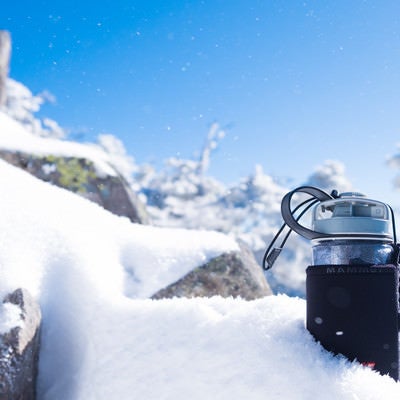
[263,186,399,380]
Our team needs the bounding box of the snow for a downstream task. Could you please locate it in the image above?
[0,81,399,399]
[0,303,23,334]
[0,111,117,177]
[62,295,400,400]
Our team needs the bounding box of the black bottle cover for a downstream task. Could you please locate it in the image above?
[306,264,399,380]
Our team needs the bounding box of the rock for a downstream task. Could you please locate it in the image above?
[0,288,41,400]
[0,31,11,107]
[0,150,149,224]
[151,243,272,300]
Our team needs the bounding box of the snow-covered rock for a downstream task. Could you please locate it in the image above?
[0,288,41,400]
[152,242,272,300]
[0,148,149,224]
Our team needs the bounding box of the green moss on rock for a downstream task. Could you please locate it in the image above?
[54,158,97,193]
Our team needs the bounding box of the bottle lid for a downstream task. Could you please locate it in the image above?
[312,192,392,241]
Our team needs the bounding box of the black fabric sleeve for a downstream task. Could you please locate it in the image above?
[306,264,399,380]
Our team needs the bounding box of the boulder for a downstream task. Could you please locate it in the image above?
[0,150,149,224]
[151,243,272,300]
[0,288,41,400]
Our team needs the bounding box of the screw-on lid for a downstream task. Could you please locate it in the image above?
[312,192,393,241]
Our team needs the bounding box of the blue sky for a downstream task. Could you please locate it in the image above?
[2,1,400,205]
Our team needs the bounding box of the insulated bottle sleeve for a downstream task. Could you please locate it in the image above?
[306,264,399,380]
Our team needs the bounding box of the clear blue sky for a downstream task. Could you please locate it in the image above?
[2,1,400,205]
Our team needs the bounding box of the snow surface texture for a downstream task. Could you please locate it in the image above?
[0,302,23,334]
[0,158,239,398]
[1,80,399,398]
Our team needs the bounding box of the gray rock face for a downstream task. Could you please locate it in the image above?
[0,31,11,107]
[0,150,149,224]
[0,288,41,400]
[152,243,272,300]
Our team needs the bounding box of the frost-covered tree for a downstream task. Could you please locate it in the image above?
[215,165,286,249]
[304,160,353,194]
[0,31,65,138]
[387,146,400,190]
[95,133,138,184]
[2,78,65,138]
[141,152,354,296]
[0,30,11,106]
[141,124,227,225]
[197,122,226,177]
